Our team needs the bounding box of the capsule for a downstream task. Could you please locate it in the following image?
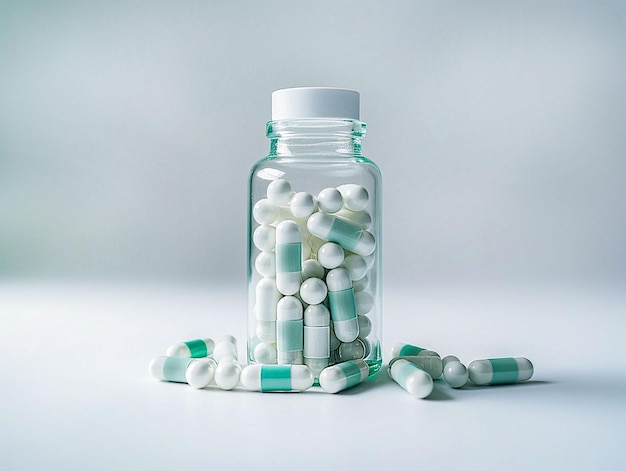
[334,207,372,230]
[307,212,375,257]
[299,277,328,305]
[301,259,325,280]
[275,221,302,295]
[337,184,369,212]
[266,178,292,206]
[468,357,533,385]
[442,355,469,388]
[276,296,304,364]
[166,338,214,358]
[319,359,369,393]
[254,277,281,321]
[303,304,330,378]
[388,358,433,399]
[240,364,314,392]
[253,342,277,364]
[317,187,343,213]
[326,268,359,342]
[390,343,442,379]
[337,338,369,362]
[148,356,216,389]
[213,335,238,363]
[214,357,242,390]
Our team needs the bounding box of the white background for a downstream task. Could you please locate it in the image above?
[1,1,625,469]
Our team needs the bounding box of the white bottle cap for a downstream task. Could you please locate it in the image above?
[271,87,360,121]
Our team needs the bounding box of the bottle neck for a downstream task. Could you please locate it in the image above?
[266,119,366,157]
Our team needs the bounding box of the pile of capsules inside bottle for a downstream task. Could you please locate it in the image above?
[149,336,534,396]
[249,179,379,380]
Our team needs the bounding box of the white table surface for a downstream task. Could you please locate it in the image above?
[1,280,624,470]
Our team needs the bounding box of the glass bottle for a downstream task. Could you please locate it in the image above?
[247,87,382,381]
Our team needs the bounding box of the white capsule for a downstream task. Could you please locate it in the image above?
[275,221,302,295]
[276,296,304,365]
[355,291,374,315]
[166,338,214,358]
[337,338,368,362]
[442,356,469,388]
[254,277,281,321]
[388,358,434,399]
[186,357,217,389]
[301,259,325,280]
[253,198,279,224]
[334,207,372,230]
[352,273,370,292]
[307,212,375,257]
[254,342,278,364]
[256,320,276,343]
[266,179,292,206]
[214,358,241,390]
[299,277,328,305]
[213,335,238,363]
[254,252,276,278]
[341,254,367,281]
[468,357,534,386]
[253,224,276,251]
[304,304,330,378]
[290,192,317,219]
[240,364,313,392]
[317,187,343,213]
[326,268,359,342]
[357,315,372,338]
[319,359,369,393]
[317,242,345,269]
[337,184,369,211]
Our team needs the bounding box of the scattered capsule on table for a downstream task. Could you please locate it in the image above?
[468,357,534,386]
[319,359,370,393]
[388,358,434,399]
[290,192,317,219]
[213,335,238,363]
[266,179,293,206]
[275,220,302,295]
[149,356,215,389]
[317,187,343,213]
[303,304,330,377]
[442,355,469,388]
[390,343,442,379]
[307,212,375,257]
[337,184,369,212]
[276,296,304,364]
[317,242,345,269]
[166,338,214,358]
[214,357,242,390]
[241,364,314,392]
[299,277,328,305]
[326,268,359,342]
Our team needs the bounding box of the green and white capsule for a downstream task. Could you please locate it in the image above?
[388,358,433,399]
[277,296,304,364]
[326,268,359,342]
[390,343,443,379]
[468,357,533,385]
[148,356,217,389]
[307,212,375,257]
[275,220,302,295]
[303,304,330,378]
[166,338,214,358]
[240,364,313,392]
[319,359,369,393]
